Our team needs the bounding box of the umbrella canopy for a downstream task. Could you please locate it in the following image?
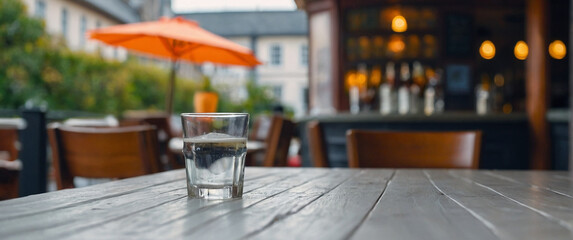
[88,16,261,113]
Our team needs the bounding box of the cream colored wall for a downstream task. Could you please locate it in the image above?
[22,0,127,61]
[256,36,309,117]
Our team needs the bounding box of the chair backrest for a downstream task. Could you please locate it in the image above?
[122,114,182,170]
[0,159,21,200]
[306,121,329,167]
[0,128,19,161]
[249,115,272,142]
[48,125,162,189]
[346,130,482,169]
[262,115,295,167]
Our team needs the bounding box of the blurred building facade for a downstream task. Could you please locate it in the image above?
[178,11,309,117]
[21,0,173,61]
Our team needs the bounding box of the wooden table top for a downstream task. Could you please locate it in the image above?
[1,168,572,239]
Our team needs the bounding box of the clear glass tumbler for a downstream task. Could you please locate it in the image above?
[181,113,249,199]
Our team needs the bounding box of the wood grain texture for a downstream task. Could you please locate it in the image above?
[1,168,572,240]
[150,169,357,239]
[250,169,393,240]
[351,170,498,240]
[64,168,307,239]
[425,170,573,239]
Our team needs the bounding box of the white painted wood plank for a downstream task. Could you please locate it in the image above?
[0,167,278,220]
[351,170,498,240]
[484,171,573,198]
[450,170,573,231]
[250,169,394,240]
[425,170,573,240]
[152,169,359,239]
[0,167,290,240]
[0,170,185,219]
[62,168,326,239]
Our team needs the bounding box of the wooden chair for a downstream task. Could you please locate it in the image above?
[262,115,295,167]
[0,127,21,199]
[48,125,162,189]
[0,128,20,162]
[346,130,482,169]
[122,114,183,170]
[306,121,329,167]
[249,115,272,142]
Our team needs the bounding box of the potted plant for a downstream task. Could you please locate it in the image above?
[193,75,218,113]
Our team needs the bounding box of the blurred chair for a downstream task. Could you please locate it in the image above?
[63,115,119,127]
[48,125,162,190]
[0,122,23,200]
[262,115,295,167]
[122,112,183,170]
[249,115,272,142]
[0,158,21,200]
[346,130,482,169]
[306,121,329,167]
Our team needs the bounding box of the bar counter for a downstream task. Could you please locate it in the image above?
[296,112,530,169]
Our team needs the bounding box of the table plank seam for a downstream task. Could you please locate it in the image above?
[179,171,338,237]
[58,195,189,239]
[484,171,573,199]
[553,175,572,180]
[64,170,309,238]
[423,170,503,239]
[174,173,350,237]
[2,187,189,238]
[344,169,396,240]
[448,171,573,232]
[242,171,363,240]
[151,171,329,232]
[0,177,186,222]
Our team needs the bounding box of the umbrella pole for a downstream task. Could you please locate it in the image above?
[166,60,177,114]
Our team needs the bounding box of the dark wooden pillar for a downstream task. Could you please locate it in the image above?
[570,0,573,172]
[526,0,550,169]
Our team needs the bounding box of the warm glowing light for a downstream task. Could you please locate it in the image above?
[503,103,513,114]
[494,73,504,87]
[345,71,357,89]
[356,72,367,88]
[370,65,382,86]
[549,40,566,59]
[514,41,528,60]
[392,15,407,32]
[479,40,496,59]
[389,37,405,53]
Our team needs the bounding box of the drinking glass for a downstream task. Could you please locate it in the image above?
[181,113,249,199]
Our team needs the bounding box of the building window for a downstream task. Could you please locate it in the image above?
[80,15,87,47]
[35,0,45,18]
[272,85,282,100]
[61,8,68,41]
[96,20,102,29]
[301,44,308,66]
[270,44,281,66]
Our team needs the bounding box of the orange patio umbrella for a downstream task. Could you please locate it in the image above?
[88,17,261,114]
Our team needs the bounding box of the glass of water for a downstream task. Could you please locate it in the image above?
[181,113,249,199]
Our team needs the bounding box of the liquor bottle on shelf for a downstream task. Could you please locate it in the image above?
[492,73,505,113]
[476,73,491,115]
[397,62,411,115]
[357,63,373,112]
[424,67,442,115]
[410,61,424,114]
[379,62,395,115]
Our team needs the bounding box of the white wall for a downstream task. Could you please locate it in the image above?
[22,0,127,61]
[256,36,309,117]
